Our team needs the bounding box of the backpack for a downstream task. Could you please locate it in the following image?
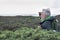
[52,15,60,32]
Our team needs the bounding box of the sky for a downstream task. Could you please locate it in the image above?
[0,0,60,16]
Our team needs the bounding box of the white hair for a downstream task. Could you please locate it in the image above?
[42,8,51,16]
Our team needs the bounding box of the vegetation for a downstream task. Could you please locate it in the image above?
[0,27,60,40]
[0,16,40,31]
[0,16,60,40]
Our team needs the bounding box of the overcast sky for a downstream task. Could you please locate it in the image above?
[0,0,60,16]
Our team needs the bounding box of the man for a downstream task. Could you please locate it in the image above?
[39,8,56,31]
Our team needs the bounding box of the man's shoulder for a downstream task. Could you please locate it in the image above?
[47,16,55,21]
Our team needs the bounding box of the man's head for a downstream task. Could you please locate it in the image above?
[39,8,51,19]
[42,8,51,16]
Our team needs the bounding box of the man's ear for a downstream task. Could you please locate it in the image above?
[39,12,41,16]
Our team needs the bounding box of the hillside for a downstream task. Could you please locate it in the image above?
[0,16,40,31]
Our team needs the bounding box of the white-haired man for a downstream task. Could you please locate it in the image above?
[39,8,56,31]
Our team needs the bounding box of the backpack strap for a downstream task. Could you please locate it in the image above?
[56,19,59,23]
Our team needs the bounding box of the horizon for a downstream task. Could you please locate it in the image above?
[0,0,60,16]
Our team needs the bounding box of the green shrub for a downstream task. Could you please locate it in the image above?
[0,27,60,40]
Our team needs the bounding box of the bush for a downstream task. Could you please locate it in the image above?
[0,27,60,40]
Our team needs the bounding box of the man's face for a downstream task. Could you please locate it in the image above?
[41,12,46,19]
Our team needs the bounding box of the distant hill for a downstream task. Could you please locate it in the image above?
[0,16,40,31]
